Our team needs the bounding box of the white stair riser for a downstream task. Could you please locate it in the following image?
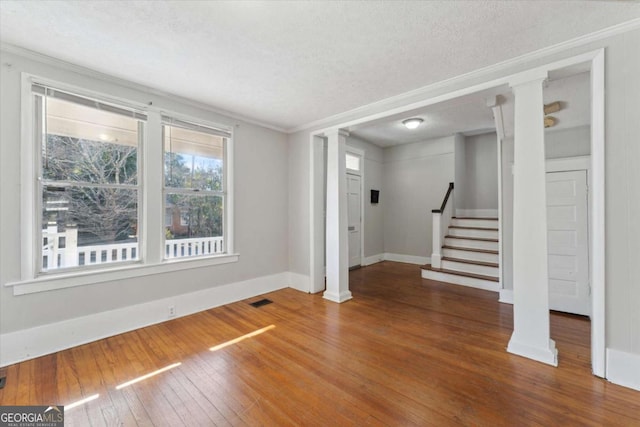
[441,260,498,277]
[451,219,498,229]
[421,269,500,292]
[442,248,499,263]
[444,237,498,251]
[448,228,498,239]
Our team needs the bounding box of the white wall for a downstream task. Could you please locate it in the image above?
[346,136,384,258]
[288,27,640,388]
[545,125,591,159]
[603,29,640,361]
[287,131,311,277]
[464,132,499,210]
[0,51,290,353]
[454,133,466,211]
[382,136,455,259]
[501,137,515,292]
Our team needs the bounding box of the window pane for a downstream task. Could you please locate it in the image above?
[43,97,139,185]
[165,193,224,259]
[346,153,360,171]
[42,186,138,271]
[164,125,224,191]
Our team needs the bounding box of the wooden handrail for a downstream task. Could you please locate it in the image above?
[432,182,454,213]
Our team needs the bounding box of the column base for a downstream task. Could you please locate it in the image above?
[431,254,442,269]
[323,290,353,303]
[507,336,558,366]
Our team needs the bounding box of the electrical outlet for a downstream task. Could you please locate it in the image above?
[168,305,176,318]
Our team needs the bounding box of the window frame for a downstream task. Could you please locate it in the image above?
[12,74,237,295]
[161,115,232,260]
[34,84,146,275]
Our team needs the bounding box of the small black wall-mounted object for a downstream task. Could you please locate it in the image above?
[371,189,380,204]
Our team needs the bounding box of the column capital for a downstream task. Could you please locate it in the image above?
[323,128,350,138]
[509,68,548,89]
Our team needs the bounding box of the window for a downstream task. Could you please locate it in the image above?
[34,84,145,272]
[163,117,230,259]
[17,79,236,291]
[346,152,361,171]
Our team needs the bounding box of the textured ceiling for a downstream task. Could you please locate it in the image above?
[352,72,591,147]
[349,88,501,147]
[1,1,638,131]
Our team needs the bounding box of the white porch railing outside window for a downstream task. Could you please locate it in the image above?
[43,227,224,270]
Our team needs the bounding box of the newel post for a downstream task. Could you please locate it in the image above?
[431,211,443,268]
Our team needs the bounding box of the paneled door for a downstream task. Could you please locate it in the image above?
[347,173,362,269]
[546,170,590,316]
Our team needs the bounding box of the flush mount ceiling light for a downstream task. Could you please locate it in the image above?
[402,118,424,129]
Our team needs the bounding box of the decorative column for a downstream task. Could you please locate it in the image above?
[324,129,352,303]
[507,71,557,366]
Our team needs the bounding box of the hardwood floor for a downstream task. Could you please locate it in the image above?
[1,261,638,426]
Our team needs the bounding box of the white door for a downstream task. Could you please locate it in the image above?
[546,170,590,316]
[347,173,362,269]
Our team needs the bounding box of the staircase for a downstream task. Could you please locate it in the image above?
[421,216,500,292]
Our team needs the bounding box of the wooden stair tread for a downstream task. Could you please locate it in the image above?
[421,264,499,282]
[449,226,498,231]
[441,257,499,268]
[442,245,498,254]
[452,217,498,220]
[445,235,498,242]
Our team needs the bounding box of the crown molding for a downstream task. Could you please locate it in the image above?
[0,43,288,134]
[289,18,640,134]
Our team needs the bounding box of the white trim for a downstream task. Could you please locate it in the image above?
[421,268,500,292]
[287,271,311,293]
[455,209,499,218]
[384,253,429,265]
[606,349,640,391]
[20,73,37,281]
[499,289,514,304]
[497,134,504,289]
[290,20,640,133]
[1,44,287,133]
[309,135,325,294]
[7,254,240,296]
[309,49,607,377]
[362,254,384,266]
[546,155,591,172]
[507,339,558,367]
[322,290,353,304]
[15,72,238,295]
[346,145,365,269]
[0,271,289,367]
[589,49,606,378]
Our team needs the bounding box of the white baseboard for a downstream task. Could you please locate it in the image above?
[287,272,311,293]
[499,289,514,304]
[507,337,558,367]
[383,253,430,265]
[323,290,353,303]
[455,209,499,218]
[421,268,500,292]
[362,254,384,266]
[0,272,290,367]
[606,348,640,391]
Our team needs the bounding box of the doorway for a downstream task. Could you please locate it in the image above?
[547,169,590,316]
[346,148,364,269]
[347,173,362,269]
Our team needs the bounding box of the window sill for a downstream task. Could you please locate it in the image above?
[6,253,240,296]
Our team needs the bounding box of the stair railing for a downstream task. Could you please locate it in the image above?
[431,182,454,268]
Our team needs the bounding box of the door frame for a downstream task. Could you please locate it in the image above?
[545,156,591,316]
[346,146,365,268]
[309,49,605,377]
